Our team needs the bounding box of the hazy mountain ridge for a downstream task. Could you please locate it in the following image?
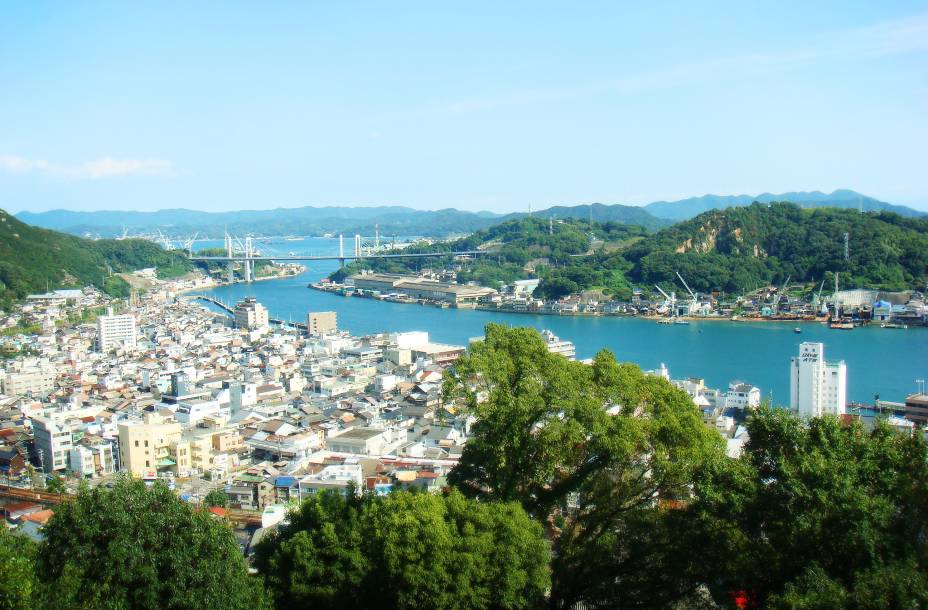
[15,189,923,238]
[644,189,924,220]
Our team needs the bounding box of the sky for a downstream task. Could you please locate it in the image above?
[2,1,927,214]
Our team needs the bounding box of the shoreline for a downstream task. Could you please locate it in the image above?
[307,283,841,325]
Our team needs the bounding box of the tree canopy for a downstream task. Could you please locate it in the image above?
[444,324,725,608]
[254,488,550,610]
[693,407,928,608]
[34,476,268,610]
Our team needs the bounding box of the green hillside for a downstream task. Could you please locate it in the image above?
[334,203,928,299]
[0,208,192,309]
[624,202,928,293]
[332,217,646,291]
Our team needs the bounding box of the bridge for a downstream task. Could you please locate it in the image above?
[186,232,489,283]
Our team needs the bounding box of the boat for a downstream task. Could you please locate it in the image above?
[829,321,854,330]
[794,327,802,334]
[880,322,908,329]
[673,318,690,325]
[541,330,576,360]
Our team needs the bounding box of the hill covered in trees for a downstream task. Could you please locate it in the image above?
[331,216,647,292]
[0,208,192,309]
[624,203,928,294]
[338,203,928,299]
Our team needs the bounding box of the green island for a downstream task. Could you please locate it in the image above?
[333,202,928,301]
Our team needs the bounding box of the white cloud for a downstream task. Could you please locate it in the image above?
[0,155,175,179]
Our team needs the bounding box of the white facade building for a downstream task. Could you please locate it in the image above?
[725,382,761,410]
[31,416,73,471]
[97,309,137,351]
[789,342,847,418]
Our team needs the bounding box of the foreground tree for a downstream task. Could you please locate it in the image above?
[695,408,928,607]
[254,489,550,610]
[444,324,726,608]
[35,475,269,610]
[0,528,36,610]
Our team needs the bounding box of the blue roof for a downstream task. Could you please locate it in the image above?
[874,300,892,308]
[275,476,297,487]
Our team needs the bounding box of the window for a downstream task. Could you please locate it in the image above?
[146,460,150,467]
[135,440,139,447]
[144,440,149,447]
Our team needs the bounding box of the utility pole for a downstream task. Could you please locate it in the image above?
[843,232,849,261]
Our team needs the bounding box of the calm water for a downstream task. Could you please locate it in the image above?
[191,237,928,405]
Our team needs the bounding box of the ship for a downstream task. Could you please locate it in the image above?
[828,321,854,330]
[541,330,576,360]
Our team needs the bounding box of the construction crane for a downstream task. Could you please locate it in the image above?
[772,275,791,314]
[675,271,698,316]
[654,285,676,316]
[814,279,827,315]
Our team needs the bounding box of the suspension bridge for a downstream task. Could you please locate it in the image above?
[184,233,489,283]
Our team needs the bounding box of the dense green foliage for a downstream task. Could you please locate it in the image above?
[444,325,725,608]
[35,476,268,610]
[203,488,229,508]
[0,528,36,610]
[626,203,928,293]
[0,209,192,309]
[444,325,928,608]
[254,489,550,610]
[695,408,928,608]
[334,203,927,299]
[333,217,645,291]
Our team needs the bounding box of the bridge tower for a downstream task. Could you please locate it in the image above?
[244,236,254,282]
[354,234,362,258]
[224,233,235,284]
[339,234,345,267]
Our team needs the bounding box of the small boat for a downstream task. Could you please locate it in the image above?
[673,319,690,325]
[794,327,802,334]
[880,322,908,329]
[829,321,854,330]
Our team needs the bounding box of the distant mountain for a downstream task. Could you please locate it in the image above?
[500,203,670,231]
[17,202,669,239]
[15,206,500,239]
[644,190,925,221]
[0,208,191,309]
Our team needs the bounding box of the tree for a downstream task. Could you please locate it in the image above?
[443,324,725,608]
[203,488,229,508]
[45,474,65,494]
[35,475,269,610]
[693,408,928,607]
[0,528,36,610]
[254,489,549,610]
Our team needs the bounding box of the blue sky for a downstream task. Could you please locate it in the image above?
[2,2,927,213]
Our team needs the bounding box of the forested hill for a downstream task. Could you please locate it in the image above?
[0,208,192,309]
[332,217,646,290]
[624,203,928,293]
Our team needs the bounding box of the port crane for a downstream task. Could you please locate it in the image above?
[813,279,827,315]
[771,275,791,314]
[654,285,676,316]
[675,271,699,316]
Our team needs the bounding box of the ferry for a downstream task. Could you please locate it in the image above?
[541,330,576,360]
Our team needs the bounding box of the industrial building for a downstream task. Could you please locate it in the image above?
[350,273,495,305]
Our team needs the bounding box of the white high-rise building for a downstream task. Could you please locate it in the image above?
[789,342,847,418]
[97,309,137,352]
